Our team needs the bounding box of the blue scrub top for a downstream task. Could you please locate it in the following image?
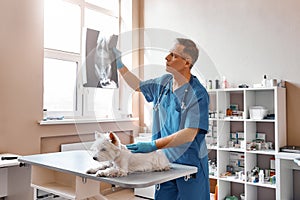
[140,74,209,165]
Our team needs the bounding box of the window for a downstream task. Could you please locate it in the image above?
[44,0,81,53]
[43,58,78,112]
[43,0,127,119]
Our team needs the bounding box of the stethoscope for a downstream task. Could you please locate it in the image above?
[153,77,189,112]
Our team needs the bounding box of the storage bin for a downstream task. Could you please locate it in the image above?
[249,106,268,120]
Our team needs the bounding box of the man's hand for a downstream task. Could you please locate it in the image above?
[126,141,157,153]
[112,47,124,69]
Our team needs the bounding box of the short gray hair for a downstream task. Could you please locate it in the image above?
[176,38,199,68]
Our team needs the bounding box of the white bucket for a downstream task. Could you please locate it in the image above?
[249,106,268,120]
[240,193,245,200]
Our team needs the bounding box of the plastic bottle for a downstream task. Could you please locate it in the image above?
[262,75,267,87]
[208,80,212,89]
[43,109,47,121]
[211,162,217,176]
[270,157,275,170]
[215,79,220,89]
[222,76,228,89]
[259,170,264,183]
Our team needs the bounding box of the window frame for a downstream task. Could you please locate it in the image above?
[44,49,82,117]
[43,0,123,119]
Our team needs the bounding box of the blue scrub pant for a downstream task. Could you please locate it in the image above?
[154,156,210,200]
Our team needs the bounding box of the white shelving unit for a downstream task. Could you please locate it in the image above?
[206,87,286,200]
[31,165,100,200]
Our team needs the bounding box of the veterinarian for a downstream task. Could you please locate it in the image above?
[113,38,210,200]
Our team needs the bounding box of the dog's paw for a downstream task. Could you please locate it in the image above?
[154,165,170,172]
[109,171,127,177]
[95,170,116,177]
[95,168,127,177]
[95,170,106,177]
[86,168,98,174]
[118,169,128,177]
[95,170,115,177]
[98,161,113,170]
[163,165,171,171]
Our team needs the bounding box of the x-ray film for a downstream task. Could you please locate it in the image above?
[83,28,118,88]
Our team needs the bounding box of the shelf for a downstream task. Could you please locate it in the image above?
[245,119,275,122]
[212,177,274,195]
[207,145,218,150]
[209,175,218,179]
[246,150,276,155]
[30,165,100,200]
[207,87,279,92]
[206,87,286,199]
[209,118,218,121]
[246,181,276,189]
[31,183,75,199]
[218,147,245,152]
[220,118,244,122]
[215,118,275,122]
[219,177,245,184]
[215,174,275,188]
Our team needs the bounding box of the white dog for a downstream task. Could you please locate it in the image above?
[86,132,170,177]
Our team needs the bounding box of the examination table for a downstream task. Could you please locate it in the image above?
[19,150,197,200]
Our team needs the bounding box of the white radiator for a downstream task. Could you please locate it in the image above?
[61,141,94,152]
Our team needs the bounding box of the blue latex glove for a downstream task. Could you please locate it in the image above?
[112,47,125,69]
[126,141,158,153]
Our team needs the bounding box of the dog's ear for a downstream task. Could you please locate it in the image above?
[94,131,104,139]
[109,132,121,146]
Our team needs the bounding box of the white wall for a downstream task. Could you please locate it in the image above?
[143,0,300,87]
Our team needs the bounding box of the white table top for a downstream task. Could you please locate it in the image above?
[0,153,19,168]
[18,150,198,188]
